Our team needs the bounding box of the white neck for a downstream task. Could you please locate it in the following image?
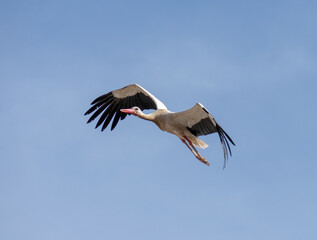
[137,111,155,121]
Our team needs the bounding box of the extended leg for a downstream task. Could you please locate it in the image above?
[180,137,210,166]
[180,138,199,158]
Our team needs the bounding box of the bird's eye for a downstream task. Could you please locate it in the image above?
[135,107,139,111]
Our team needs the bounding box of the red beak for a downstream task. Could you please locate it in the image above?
[120,108,135,115]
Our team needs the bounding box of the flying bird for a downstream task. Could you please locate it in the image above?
[85,84,235,167]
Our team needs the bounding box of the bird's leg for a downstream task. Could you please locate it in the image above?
[181,137,210,166]
[184,137,210,166]
[180,138,199,157]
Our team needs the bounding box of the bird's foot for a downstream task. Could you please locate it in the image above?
[196,156,210,166]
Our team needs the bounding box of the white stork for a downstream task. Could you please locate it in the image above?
[85,84,235,167]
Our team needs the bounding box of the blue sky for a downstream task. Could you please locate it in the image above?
[1,0,316,239]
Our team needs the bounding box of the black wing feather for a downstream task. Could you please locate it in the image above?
[187,118,217,137]
[111,103,123,131]
[86,102,108,124]
[111,111,122,130]
[187,117,235,168]
[85,88,159,131]
[216,124,235,169]
[90,92,111,105]
[95,103,115,129]
[84,94,113,116]
[102,103,117,131]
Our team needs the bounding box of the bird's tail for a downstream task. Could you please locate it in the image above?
[193,138,208,149]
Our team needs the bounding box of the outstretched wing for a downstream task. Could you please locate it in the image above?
[85,84,167,131]
[173,103,235,167]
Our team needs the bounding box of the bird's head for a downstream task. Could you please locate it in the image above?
[120,107,142,116]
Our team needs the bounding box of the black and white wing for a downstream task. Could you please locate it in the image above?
[85,84,167,131]
[173,103,235,165]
